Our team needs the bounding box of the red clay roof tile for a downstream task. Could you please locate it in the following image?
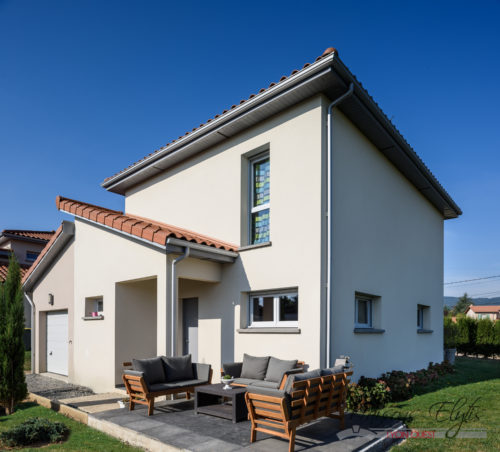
[0,264,29,282]
[468,305,500,313]
[55,196,237,252]
[1,230,55,242]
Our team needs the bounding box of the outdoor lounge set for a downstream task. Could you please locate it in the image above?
[123,354,352,452]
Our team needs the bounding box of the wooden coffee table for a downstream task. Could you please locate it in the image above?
[194,383,248,423]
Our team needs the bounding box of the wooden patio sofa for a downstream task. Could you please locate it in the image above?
[245,367,353,452]
[122,358,213,416]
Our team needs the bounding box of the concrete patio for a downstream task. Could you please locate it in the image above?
[90,398,404,452]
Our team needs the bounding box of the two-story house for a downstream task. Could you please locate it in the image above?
[23,47,461,392]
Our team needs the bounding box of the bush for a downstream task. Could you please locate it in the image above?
[379,370,414,402]
[346,377,390,412]
[494,321,500,355]
[456,316,478,355]
[0,417,69,447]
[477,318,496,358]
[444,316,457,348]
[428,361,455,376]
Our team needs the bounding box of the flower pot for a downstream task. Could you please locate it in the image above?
[222,377,234,390]
[444,348,456,364]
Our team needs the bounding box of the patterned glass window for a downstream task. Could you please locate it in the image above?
[250,155,270,244]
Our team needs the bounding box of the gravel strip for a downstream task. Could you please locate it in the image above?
[26,374,94,401]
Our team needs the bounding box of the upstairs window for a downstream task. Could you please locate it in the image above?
[250,154,270,244]
[417,304,430,330]
[26,251,39,262]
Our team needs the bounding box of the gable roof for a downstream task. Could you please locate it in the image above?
[1,230,55,243]
[466,305,500,314]
[56,196,237,252]
[101,47,461,220]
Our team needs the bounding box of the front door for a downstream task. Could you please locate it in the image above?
[46,310,68,375]
[182,298,198,361]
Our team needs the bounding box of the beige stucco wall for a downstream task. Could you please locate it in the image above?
[73,219,168,392]
[31,240,75,379]
[126,96,325,372]
[330,109,445,378]
[466,310,498,320]
[2,238,46,267]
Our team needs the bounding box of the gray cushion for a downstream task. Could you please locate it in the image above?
[222,362,243,378]
[132,358,166,386]
[246,385,286,398]
[161,355,194,382]
[265,357,298,383]
[192,363,211,381]
[233,377,261,386]
[320,365,345,376]
[284,369,321,394]
[240,354,270,380]
[148,379,207,392]
[249,380,280,389]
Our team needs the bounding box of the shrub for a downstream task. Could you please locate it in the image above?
[346,377,390,412]
[477,318,496,358]
[444,316,457,349]
[494,320,500,355]
[456,316,478,355]
[428,361,455,376]
[379,370,414,401]
[0,417,69,447]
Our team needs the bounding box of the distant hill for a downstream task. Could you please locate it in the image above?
[444,296,500,308]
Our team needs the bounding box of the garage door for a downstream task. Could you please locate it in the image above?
[46,311,68,376]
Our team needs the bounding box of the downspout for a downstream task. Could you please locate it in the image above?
[170,247,190,357]
[326,83,354,368]
[24,293,35,373]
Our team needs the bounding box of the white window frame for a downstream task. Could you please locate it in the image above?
[249,291,298,327]
[355,295,373,328]
[249,153,270,244]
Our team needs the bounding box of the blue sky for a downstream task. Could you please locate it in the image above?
[1,1,499,297]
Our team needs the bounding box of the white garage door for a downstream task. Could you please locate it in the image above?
[46,311,68,376]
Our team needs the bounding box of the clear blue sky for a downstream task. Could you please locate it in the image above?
[1,1,499,296]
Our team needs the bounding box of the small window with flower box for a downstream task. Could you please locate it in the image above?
[83,296,104,320]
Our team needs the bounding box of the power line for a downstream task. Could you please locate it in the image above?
[444,274,500,285]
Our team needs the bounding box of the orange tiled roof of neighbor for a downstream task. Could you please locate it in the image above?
[1,230,55,241]
[0,263,29,282]
[103,47,338,184]
[467,305,500,313]
[22,225,63,284]
[55,196,238,252]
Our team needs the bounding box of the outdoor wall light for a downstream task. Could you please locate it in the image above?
[48,294,54,305]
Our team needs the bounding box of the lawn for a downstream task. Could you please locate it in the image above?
[376,357,500,451]
[0,402,142,451]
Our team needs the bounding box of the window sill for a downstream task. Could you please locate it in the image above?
[82,315,104,321]
[353,328,385,334]
[237,327,300,334]
[417,329,433,334]
[238,242,272,252]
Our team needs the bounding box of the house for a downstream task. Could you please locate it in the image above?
[23,47,461,392]
[465,305,500,321]
[0,229,55,329]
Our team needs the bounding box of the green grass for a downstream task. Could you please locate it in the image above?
[0,402,142,451]
[374,357,500,451]
[24,351,30,372]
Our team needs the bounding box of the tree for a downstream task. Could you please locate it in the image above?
[0,256,28,414]
[443,306,450,317]
[452,293,472,315]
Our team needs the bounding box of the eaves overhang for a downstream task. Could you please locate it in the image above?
[22,221,75,292]
[101,51,461,219]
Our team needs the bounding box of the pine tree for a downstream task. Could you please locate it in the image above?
[452,293,472,315]
[0,256,28,414]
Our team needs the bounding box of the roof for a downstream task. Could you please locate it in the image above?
[466,305,500,314]
[1,230,55,242]
[55,196,238,252]
[0,263,29,282]
[21,225,63,284]
[100,47,461,220]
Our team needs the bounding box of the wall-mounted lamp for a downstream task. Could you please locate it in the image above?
[48,294,54,305]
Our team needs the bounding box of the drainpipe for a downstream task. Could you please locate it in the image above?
[326,83,354,368]
[24,293,35,373]
[170,247,190,357]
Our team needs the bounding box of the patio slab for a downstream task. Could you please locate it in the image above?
[90,398,404,451]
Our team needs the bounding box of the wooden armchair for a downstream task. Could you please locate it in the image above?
[245,369,352,452]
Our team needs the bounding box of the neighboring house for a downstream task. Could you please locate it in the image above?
[465,305,500,321]
[0,229,55,328]
[23,47,461,392]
